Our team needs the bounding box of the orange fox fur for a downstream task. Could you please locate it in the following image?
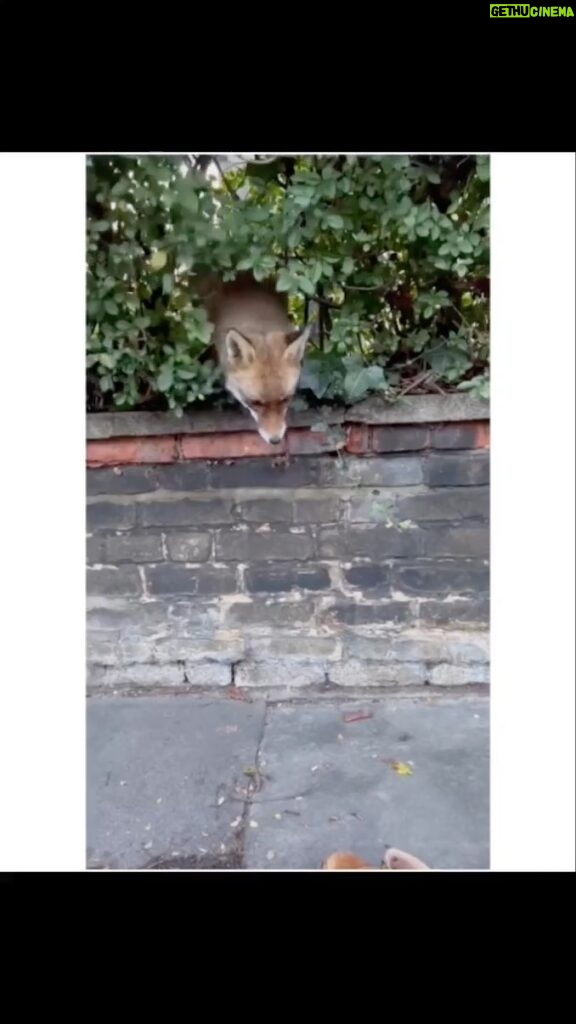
[200,273,310,445]
[323,848,430,870]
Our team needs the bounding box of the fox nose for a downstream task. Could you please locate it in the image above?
[268,435,283,445]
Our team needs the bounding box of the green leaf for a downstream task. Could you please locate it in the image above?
[157,364,174,391]
[150,250,167,270]
[343,365,386,403]
[342,257,355,276]
[162,273,173,294]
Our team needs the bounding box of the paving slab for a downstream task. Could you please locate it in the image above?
[244,698,489,869]
[87,694,489,870]
[86,696,266,869]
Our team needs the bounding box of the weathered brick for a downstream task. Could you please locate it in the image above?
[215,529,314,562]
[345,634,445,662]
[343,565,391,591]
[225,599,315,628]
[165,532,212,562]
[181,431,281,460]
[329,660,425,687]
[421,526,489,558]
[424,452,490,488]
[139,498,234,528]
[321,455,423,487]
[145,564,237,597]
[87,502,135,531]
[327,601,412,626]
[87,631,121,665]
[87,602,175,634]
[235,660,326,688]
[371,426,429,452]
[393,560,489,596]
[149,462,210,491]
[87,663,186,690]
[319,525,422,560]
[248,636,339,661]
[209,457,318,489]
[183,662,232,686]
[245,564,331,593]
[151,630,244,664]
[418,598,489,627]
[86,436,177,467]
[86,466,158,496]
[99,532,165,564]
[293,497,341,523]
[397,487,489,522]
[86,566,142,597]
[234,498,293,523]
[346,495,396,523]
[430,664,489,686]
[431,422,490,450]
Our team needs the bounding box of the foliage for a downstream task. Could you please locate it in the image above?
[86,154,489,413]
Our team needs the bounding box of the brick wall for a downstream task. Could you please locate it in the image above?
[86,403,489,695]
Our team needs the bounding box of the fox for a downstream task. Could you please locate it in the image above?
[323,848,430,870]
[200,273,311,445]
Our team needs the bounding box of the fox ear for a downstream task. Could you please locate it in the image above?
[283,324,311,365]
[225,329,255,366]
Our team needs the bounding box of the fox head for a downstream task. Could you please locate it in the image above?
[223,324,311,444]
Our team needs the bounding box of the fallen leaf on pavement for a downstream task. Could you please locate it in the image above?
[391,760,414,776]
[342,710,373,724]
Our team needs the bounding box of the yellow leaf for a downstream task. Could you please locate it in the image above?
[391,760,413,776]
[150,250,167,270]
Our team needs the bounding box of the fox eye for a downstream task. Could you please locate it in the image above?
[250,401,262,410]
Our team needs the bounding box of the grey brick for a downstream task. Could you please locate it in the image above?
[100,532,165,564]
[86,566,142,598]
[321,455,424,487]
[225,599,315,629]
[431,424,488,450]
[293,497,341,523]
[371,426,429,451]
[150,463,210,490]
[421,526,489,558]
[397,487,489,522]
[152,630,244,664]
[87,602,174,634]
[146,564,237,597]
[139,498,234,528]
[245,564,331,594]
[347,495,396,523]
[235,660,326,688]
[329,660,426,687]
[87,502,135,532]
[419,598,489,627]
[393,560,489,596]
[424,452,490,487]
[248,635,339,661]
[430,664,489,686]
[209,458,318,489]
[343,565,391,591]
[234,498,293,523]
[165,532,212,562]
[215,529,314,562]
[87,663,186,691]
[183,662,231,686]
[327,601,413,626]
[87,631,121,665]
[345,635,445,662]
[87,466,158,495]
[319,525,422,560]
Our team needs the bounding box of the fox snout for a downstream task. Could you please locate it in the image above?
[250,404,288,445]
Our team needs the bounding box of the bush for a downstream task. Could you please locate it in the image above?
[86,154,489,414]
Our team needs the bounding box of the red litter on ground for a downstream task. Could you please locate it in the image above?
[342,710,374,724]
